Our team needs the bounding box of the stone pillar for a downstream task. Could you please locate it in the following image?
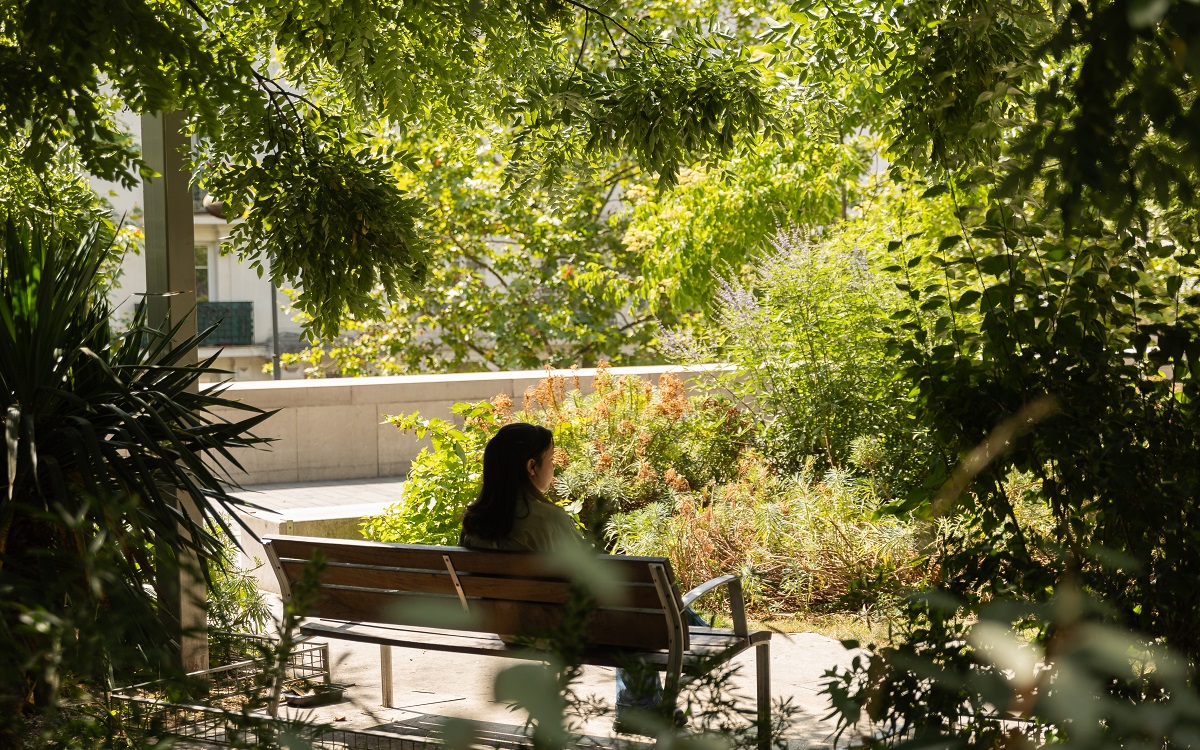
[141,111,208,674]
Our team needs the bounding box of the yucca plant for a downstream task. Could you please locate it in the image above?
[0,215,271,739]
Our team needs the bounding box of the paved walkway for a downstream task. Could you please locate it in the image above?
[234,476,407,515]
[275,616,858,750]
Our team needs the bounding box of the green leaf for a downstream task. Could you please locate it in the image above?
[955,290,982,311]
[938,235,963,252]
[1167,275,1183,298]
[978,255,1011,276]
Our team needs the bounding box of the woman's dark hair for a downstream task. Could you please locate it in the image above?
[460,423,554,542]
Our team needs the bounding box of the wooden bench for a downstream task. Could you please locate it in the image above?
[263,535,772,747]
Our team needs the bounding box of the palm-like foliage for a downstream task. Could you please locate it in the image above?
[0,215,271,727]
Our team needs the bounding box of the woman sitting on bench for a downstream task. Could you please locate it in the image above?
[458,422,690,733]
[458,423,578,553]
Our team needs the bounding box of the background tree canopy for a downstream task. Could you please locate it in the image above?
[286,3,878,373]
[287,124,873,374]
[0,0,776,337]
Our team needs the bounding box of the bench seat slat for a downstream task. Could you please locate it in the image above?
[269,535,673,585]
[299,619,769,672]
[277,558,664,609]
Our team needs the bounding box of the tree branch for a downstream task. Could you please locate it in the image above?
[571,314,654,359]
[462,337,500,370]
[182,0,330,156]
[448,235,512,291]
[573,14,590,77]
[600,19,627,66]
[562,0,652,48]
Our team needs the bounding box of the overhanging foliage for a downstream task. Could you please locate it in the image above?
[0,0,775,337]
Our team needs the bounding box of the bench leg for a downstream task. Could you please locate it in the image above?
[756,642,771,750]
[380,644,394,708]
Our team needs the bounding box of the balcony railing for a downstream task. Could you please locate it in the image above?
[197,301,254,346]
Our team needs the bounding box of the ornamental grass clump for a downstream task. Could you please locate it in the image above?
[608,455,929,617]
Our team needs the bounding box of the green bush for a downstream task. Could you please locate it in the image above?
[207,530,271,637]
[528,366,748,539]
[361,401,504,546]
[673,221,938,499]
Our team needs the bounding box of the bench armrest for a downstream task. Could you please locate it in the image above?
[682,574,748,638]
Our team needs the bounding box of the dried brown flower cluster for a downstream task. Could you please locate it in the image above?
[596,451,614,471]
[635,461,658,484]
[663,468,691,493]
[649,372,689,420]
[593,360,612,395]
[523,371,568,411]
[491,393,514,421]
[593,400,611,420]
[634,431,653,459]
[553,446,570,468]
[737,451,760,477]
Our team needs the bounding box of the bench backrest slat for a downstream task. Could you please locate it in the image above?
[276,559,667,609]
[268,536,674,585]
[264,535,688,652]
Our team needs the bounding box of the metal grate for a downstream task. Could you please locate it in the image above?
[114,695,431,749]
[202,632,332,703]
[112,632,430,749]
[197,301,254,346]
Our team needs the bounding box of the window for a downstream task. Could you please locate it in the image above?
[195,246,210,302]
[192,183,208,213]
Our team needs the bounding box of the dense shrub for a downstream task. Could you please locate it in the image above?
[526,366,748,538]
[207,530,271,637]
[670,222,938,499]
[364,368,930,618]
[364,368,747,547]
[361,401,502,546]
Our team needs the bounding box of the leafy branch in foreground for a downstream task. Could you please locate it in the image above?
[0,215,272,741]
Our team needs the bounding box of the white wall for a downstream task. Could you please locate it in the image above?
[93,112,304,348]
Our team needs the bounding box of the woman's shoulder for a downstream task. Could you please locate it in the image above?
[511,495,585,551]
[525,495,573,521]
